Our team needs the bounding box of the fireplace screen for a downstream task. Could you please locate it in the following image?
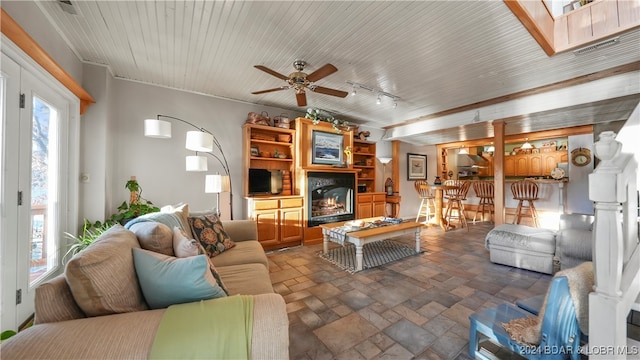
[307,172,355,227]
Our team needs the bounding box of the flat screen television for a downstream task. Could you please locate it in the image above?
[248,168,282,195]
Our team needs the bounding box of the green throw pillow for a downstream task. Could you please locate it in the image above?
[188,213,235,258]
[132,248,226,309]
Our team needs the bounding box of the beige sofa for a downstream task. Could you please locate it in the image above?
[2,208,289,359]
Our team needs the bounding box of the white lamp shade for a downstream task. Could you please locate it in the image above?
[221,175,231,192]
[186,131,214,152]
[205,174,223,193]
[377,157,392,164]
[521,142,533,149]
[458,148,469,154]
[487,145,495,152]
[186,155,208,171]
[144,119,172,138]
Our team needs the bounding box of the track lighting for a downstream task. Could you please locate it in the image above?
[346,80,400,108]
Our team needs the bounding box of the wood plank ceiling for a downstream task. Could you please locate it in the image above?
[33,0,640,145]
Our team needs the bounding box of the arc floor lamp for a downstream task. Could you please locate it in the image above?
[144,114,233,219]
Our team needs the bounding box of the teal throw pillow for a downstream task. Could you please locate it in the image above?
[132,248,226,309]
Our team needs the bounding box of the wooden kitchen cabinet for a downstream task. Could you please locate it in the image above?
[357,192,386,218]
[504,151,568,177]
[247,196,303,250]
[505,156,515,176]
[515,155,529,176]
[529,154,543,176]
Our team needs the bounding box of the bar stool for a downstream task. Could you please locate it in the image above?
[414,180,435,224]
[443,180,471,230]
[511,180,540,227]
[473,181,494,223]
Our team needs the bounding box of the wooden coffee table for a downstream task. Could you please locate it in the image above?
[320,218,423,271]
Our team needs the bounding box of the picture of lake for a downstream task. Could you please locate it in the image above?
[312,131,343,165]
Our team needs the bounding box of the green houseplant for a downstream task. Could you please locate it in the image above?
[64,177,159,262]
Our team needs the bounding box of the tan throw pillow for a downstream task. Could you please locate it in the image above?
[172,226,199,258]
[128,221,174,256]
[188,213,235,258]
[65,225,148,316]
[161,203,191,238]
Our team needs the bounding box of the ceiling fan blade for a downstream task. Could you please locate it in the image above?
[254,65,289,81]
[311,86,349,98]
[296,92,307,107]
[251,86,288,95]
[306,64,338,82]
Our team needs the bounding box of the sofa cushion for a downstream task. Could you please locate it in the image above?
[172,226,199,258]
[128,221,174,256]
[211,241,269,269]
[34,274,86,324]
[217,263,274,295]
[189,213,235,258]
[161,203,192,238]
[133,248,227,309]
[65,225,147,316]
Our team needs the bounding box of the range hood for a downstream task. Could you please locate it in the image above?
[457,153,489,167]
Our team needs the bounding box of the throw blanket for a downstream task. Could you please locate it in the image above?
[150,295,254,359]
[502,262,593,345]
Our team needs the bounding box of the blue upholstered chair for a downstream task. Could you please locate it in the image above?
[468,275,582,359]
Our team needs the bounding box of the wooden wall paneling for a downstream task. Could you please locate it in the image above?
[554,15,570,50]
[591,0,620,37]
[568,7,594,45]
[618,0,640,28]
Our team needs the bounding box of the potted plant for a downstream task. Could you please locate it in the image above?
[64,177,159,262]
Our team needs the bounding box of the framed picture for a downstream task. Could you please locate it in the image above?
[312,130,343,165]
[407,153,427,180]
[250,145,259,157]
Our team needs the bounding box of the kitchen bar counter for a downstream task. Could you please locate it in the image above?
[462,178,567,213]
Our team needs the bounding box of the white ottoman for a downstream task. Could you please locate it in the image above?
[485,224,557,274]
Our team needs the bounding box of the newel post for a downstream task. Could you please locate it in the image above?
[588,131,636,356]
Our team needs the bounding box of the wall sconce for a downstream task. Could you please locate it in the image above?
[144,114,233,219]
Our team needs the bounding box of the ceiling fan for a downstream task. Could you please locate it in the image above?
[252,60,348,107]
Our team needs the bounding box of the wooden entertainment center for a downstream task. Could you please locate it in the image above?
[243,117,387,250]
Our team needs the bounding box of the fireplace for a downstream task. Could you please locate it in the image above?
[307,172,355,227]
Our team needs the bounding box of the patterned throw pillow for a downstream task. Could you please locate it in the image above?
[188,213,235,258]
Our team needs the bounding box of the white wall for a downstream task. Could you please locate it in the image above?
[398,142,438,219]
[2,1,84,85]
[567,133,595,215]
[105,78,303,220]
